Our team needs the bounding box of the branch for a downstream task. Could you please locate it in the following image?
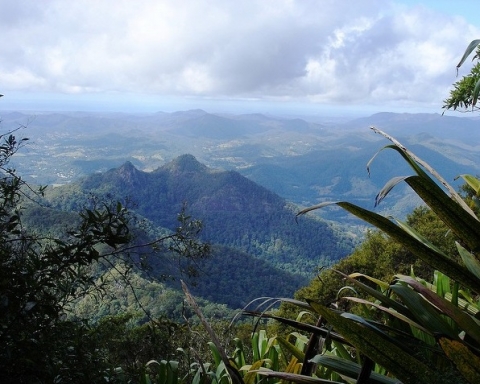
[182,280,244,384]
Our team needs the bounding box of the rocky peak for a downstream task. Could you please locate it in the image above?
[161,154,208,174]
[116,161,145,185]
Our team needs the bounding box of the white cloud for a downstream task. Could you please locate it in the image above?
[0,0,478,111]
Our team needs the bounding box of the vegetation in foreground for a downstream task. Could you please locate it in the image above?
[0,127,214,382]
[4,40,480,384]
[172,40,480,384]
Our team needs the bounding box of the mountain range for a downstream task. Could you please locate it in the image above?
[3,109,479,223]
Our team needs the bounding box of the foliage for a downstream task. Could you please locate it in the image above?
[271,205,455,328]
[188,125,480,384]
[72,263,235,323]
[443,39,480,112]
[0,126,210,381]
[293,134,480,382]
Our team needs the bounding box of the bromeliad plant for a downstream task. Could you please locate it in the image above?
[182,40,480,384]
[182,127,480,384]
[182,128,480,384]
[250,128,480,384]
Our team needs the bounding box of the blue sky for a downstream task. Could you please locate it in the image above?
[1,0,479,117]
[399,0,479,25]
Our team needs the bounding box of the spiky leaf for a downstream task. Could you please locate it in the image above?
[456,39,480,69]
[307,302,436,384]
[389,284,458,339]
[309,355,401,384]
[456,242,480,280]
[396,275,480,345]
[298,202,480,293]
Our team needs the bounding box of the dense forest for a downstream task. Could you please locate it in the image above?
[31,153,355,313]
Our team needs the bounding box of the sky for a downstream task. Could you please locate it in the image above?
[1,0,480,117]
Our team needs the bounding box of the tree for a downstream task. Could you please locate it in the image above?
[443,39,480,112]
[0,123,210,382]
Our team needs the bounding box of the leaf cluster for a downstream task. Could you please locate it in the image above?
[443,40,480,112]
[0,128,211,382]
[202,129,480,384]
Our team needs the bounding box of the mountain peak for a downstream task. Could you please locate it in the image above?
[119,160,136,171]
[172,109,208,118]
[162,154,208,174]
[115,161,145,185]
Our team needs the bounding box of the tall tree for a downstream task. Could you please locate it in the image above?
[0,121,209,382]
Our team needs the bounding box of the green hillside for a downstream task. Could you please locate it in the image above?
[36,155,354,312]
[45,154,354,274]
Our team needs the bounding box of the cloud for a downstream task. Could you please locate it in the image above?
[0,0,478,110]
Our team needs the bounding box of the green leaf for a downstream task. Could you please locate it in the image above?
[208,342,223,367]
[396,275,480,345]
[404,176,480,252]
[457,174,480,195]
[251,332,260,362]
[340,312,404,348]
[276,336,306,363]
[456,39,480,69]
[341,296,430,334]
[434,270,451,299]
[347,272,390,291]
[233,338,246,371]
[307,302,436,384]
[331,340,353,361]
[375,176,409,207]
[309,355,401,384]
[456,242,480,280]
[336,271,410,317]
[458,289,480,316]
[275,297,315,311]
[299,202,480,293]
[389,284,458,339]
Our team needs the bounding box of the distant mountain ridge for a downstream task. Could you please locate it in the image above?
[6,108,480,311]
[343,112,480,142]
[4,109,480,222]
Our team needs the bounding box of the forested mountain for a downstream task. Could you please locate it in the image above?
[38,154,354,311]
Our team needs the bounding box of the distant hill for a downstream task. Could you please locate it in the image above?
[42,155,355,308]
[342,112,480,142]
